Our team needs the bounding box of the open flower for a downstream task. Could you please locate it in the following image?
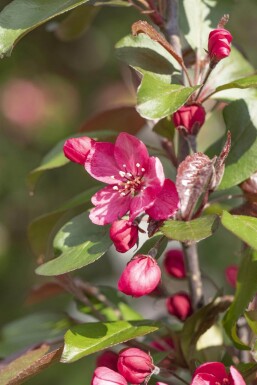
[91,367,127,385]
[82,132,178,225]
[191,362,246,385]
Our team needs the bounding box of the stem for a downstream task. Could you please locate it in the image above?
[178,134,190,163]
[194,66,213,101]
[182,243,204,310]
[161,138,178,168]
[157,368,190,385]
[149,235,166,258]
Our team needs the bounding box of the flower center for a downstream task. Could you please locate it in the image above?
[112,163,146,197]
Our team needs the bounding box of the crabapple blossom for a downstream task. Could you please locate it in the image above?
[118,255,161,297]
[166,292,193,321]
[63,136,94,165]
[164,249,186,279]
[173,103,206,135]
[191,362,246,385]
[91,366,127,385]
[225,265,238,288]
[96,351,119,372]
[110,219,138,253]
[117,348,157,384]
[208,28,232,63]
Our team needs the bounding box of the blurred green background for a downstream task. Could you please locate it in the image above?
[0,0,257,383]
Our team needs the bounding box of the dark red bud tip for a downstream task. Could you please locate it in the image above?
[225,265,238,288]
[173,103,206,135]
[117,348,155,384]
[166,292,193,321]
[164,249,186,279]
[96,351,119,372]
[63,136,94,165]
[110,219,138,253]
[208,28,233,63]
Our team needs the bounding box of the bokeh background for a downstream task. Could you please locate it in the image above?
[0,0,257,383]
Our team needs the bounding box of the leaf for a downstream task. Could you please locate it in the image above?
[0,0,94,58]
[211,74,257,96]
[136,73,198,119]
[176,152,215,219]
[223,250,257,349]
[28,186,99,256]
[116,33,181,76]
[36,212,112,276]
[245,310,257,335]
[221,211,257,250]
[77,286,142,321]
[0,345,62,385]
[152,117,175,141]
[207,99,257,189]
[136,234,168,260]
[160,215,219,243]
[94,0,131,5]
[61,320,159,363]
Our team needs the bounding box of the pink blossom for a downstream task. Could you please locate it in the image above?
[166,292,192,321]
[96,351,119,372]
[164,249,186,279]
[191,362,246,385]
[225,265,238,288]
[63,136,94,165]
[156,383,169,385]
[173,103,206,135]
[208,29,233,62]
[81,132,178,225]
[118,255,161,297]
[91,366,127,385]
[110,219,138,253]
[117,348,155,384]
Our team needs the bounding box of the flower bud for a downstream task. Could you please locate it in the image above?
[63,136,94,165]
[151,337,174,352]
[110,219,138,253]
[173,103,206,135]
[118,255,161,297]
[96,351,119,372]
[166,292,193,321]
[164,249,186,279]
[208,28,232,63]
[91,366,127,385]
[117,348,156,384]
[225,265,238,288]
[156,383,169,385]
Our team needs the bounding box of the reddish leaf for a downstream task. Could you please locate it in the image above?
[212,131,231,190]
[25,282,64,305]
[240,171,257,203]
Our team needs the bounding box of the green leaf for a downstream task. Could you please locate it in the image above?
[0,0,95,58]
[28,186,99,256]
[116,33,181,76]
[245,310,257,335]
[160,215,219,243]
[152,117,175,141]
[136,73,198,119]
[223,250,257,349]
[207,99,257,189]
[211,74,257,95]
[61,320,159,363]
[36,212,112,276]
[221,211,257,250]
[136,234,168,260]
[78,286,142,321]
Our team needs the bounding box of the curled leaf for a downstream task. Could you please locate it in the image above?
[211,131,231,190]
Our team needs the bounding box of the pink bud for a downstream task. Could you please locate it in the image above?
[117,348,155,384]
[225,265,238,288]
[63,136,94,165]
[151,337,174,351]
[156,383,169,385]
[164,249,186,279]
[96,351,119,372]
[173,103,206,135]
[208,28,233,62]
[91,367,127,385]
[118,255,161,297]
[166,292,193,321]
[110,220,138,253]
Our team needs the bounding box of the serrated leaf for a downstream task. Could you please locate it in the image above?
[160,215,219,243]
[61,320,159,363]
[223,250,257,349]
[36,212,112,276]
[221,211,257,250]
[136,73,198,119]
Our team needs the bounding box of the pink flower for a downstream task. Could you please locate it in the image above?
[191,362,246,385]
[110,219,138,253]
[208,29,233,62]
[91,367,127,385]
[118,255,161,297]
[82,132,178,225]
[117,348,155,384]
[96,351,119,372]
[156,383,169,385]
[225,265,238,288]
[166,292,192,321]
[173,103,206,135]
[63,136,94,165]
[164,249,186,279]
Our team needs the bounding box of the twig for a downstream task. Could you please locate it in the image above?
[194,66,213,101]
[161,138,178,168]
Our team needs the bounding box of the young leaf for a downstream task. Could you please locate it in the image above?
[36,212,112,276]
[221,211,257,250]
[160,215,219,243]
[211,74,257,97]
[61,320,159,363]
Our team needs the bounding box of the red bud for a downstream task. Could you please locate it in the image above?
[164,249,186,279]
[208,28,232,63]
[166,292,193,321]
[225,265,238,288]
[173,103,206,135]
[63,136,94,165]
[110,219,138,253]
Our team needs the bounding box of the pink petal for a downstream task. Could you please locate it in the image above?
[85,142,121,184]
[144,156,165,187]
[146,179,179,220]
[193,363,228,384]
[191,373,218,385]
[63,136,94,165]
[229,366,246,385]
[114,133,149,175]
[90,186,131,225]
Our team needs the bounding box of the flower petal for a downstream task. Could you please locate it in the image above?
[229,366,246,385]
[146,179,179,220]
[90,186,131,225]
[193,363,228,384]
[114,132,149,175]
[191,373,218,385]
[85,142,121,184]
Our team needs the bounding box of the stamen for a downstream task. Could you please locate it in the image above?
[111,175,115,179]
[123,164,126,168]
[127,172,132,177]
[136,163,140,167]
[113,186,119,191]
[120,192,126,196]
[141,168,145,172]
[119,171,126,177]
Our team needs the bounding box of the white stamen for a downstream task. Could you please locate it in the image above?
[120,192,126,196]
[119,171,126,177]
[111,175,115,179]
[141,168,145,172]
[123,164,126,168]
[136,163,140,167]
[113,186,119,190]
[127,172,132,177]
